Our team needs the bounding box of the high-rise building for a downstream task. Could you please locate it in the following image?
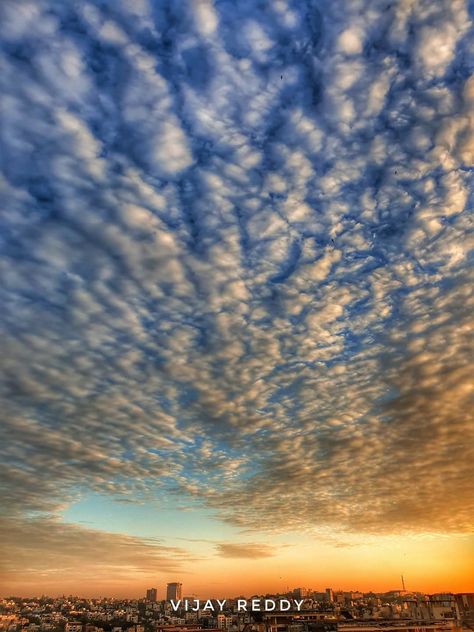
[146,588,157,602]
[325,588,334,603]
[166,583,182,601]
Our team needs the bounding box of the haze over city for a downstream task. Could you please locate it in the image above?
[0,0,473,600]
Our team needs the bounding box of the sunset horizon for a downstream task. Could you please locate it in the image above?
[4,578,474,601]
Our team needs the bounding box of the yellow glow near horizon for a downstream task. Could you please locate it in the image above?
[3,532,473,598]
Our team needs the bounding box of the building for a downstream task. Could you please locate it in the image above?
[455,593,474,612]
[265,613,337,632]
[293,588,311,599]
[146,589,158,602]
[217,615,233,630]
[334,592,345,605]
[428,595,458,620]
[454,594,474,625]
[337,622,461,632]
[167,583,183,601]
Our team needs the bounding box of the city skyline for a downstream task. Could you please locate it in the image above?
[3,592,474,632]
[1,0,473,600]
[3,585,474,601]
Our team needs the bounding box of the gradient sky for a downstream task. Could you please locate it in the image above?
[0,0,473,599]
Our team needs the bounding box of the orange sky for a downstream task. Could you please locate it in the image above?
[2,530,473,598]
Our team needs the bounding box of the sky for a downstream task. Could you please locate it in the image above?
[0,0,473,599]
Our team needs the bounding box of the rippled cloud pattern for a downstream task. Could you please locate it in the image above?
[0,0,473,578]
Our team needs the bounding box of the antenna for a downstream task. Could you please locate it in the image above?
[401,575,406,591]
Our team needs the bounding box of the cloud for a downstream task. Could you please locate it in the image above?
[0,516,193,580]
[215,543,277,559]
[0,0,473,589]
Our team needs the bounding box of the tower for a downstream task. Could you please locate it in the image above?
[146,588,157,602]
[167,583,182,601]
